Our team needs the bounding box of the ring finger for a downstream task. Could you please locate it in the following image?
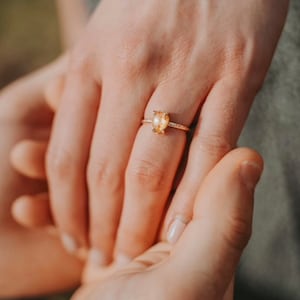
[114,79,210,261]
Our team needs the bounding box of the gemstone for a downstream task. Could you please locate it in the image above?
[152,111,170,134]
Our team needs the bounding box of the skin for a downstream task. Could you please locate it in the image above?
[40,0,288,266]
[10,75,236,299]
[4,73,248,300]
[0,59,83,298]
[12,142,260,299]
[55,0,89,48]
[72,148,263,300]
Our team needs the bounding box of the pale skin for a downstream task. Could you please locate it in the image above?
[0,59,83,298]
[0,62,259,300]
[0,3,88,295]
[10,116,262,300]
[0,2,276,296]
[5,1,287,296]
[72,148,263,300]
[0,35,243,300]
[13,135,262,299]
[37,0,288,266]
[10,75,235,299]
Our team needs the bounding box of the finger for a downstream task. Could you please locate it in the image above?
[87,76,154,266]
[44,75,65,112]
[115,79,209,261]
[11,140,47,179]
[12,193,53,228]
[166,148,263,299]
[163,77,256,242]
[83,243,172,286]
[46,67,100,253]
[223,277,235,300]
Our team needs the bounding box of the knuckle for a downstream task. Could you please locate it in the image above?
[195,133,232,158]
[87,160,120,189]
[46,146,77,179]
[223,39,265,90]
[126,159,167,192]
[223,215,252,252]
[114,32,155,79]
[68,47,92,75]
[117,47,146,78]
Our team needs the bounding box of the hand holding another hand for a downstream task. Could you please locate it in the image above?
[73,148,263,300]
[42,0,287,265]
[12,135,263,299]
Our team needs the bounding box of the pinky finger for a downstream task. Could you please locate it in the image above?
[12,193,53,228]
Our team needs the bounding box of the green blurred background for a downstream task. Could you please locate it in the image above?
[0,0,61,88]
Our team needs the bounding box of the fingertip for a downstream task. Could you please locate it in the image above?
[10,140,47,179]
[10,141,26,171]
[12,195,36,228]
[228,148,264,190]
[231,147,264,170]
[12,193,53,228]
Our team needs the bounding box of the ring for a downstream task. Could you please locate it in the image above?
[142,111,190,134]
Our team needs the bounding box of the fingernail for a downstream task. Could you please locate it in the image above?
[167,216,187,244]
[240,161,262,190]
[45,226,58,237]
[88,248,110,266]
[61,233,79,254]
[115,253,132,266]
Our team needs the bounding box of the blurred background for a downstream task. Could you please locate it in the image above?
[0,0,61,88]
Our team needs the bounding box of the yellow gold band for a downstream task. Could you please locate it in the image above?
[142,111,190,134]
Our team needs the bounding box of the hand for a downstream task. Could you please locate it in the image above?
[0,59,83,298]
[72,148,263,300]
[35,0,288,265]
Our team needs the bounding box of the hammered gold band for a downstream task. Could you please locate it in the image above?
[142,111,190,134]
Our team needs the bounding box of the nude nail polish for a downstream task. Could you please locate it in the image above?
[61,233,79,254]
[167,217,187,244]
[115,253,132,266]
[88,248,110,266]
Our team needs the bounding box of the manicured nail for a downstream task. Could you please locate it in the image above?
[61,233,79,254]
[45,226,58,237]
[115,253,132,266]
[167,216,187,244]
[240,161,262,190]
[88,248,110,266]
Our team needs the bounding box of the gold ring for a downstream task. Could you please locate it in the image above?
[142,111,190,134]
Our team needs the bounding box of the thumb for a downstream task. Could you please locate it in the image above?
[166,148,263,299]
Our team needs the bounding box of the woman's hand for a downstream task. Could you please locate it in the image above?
[72,148,263,300]
[43,0,288,265]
